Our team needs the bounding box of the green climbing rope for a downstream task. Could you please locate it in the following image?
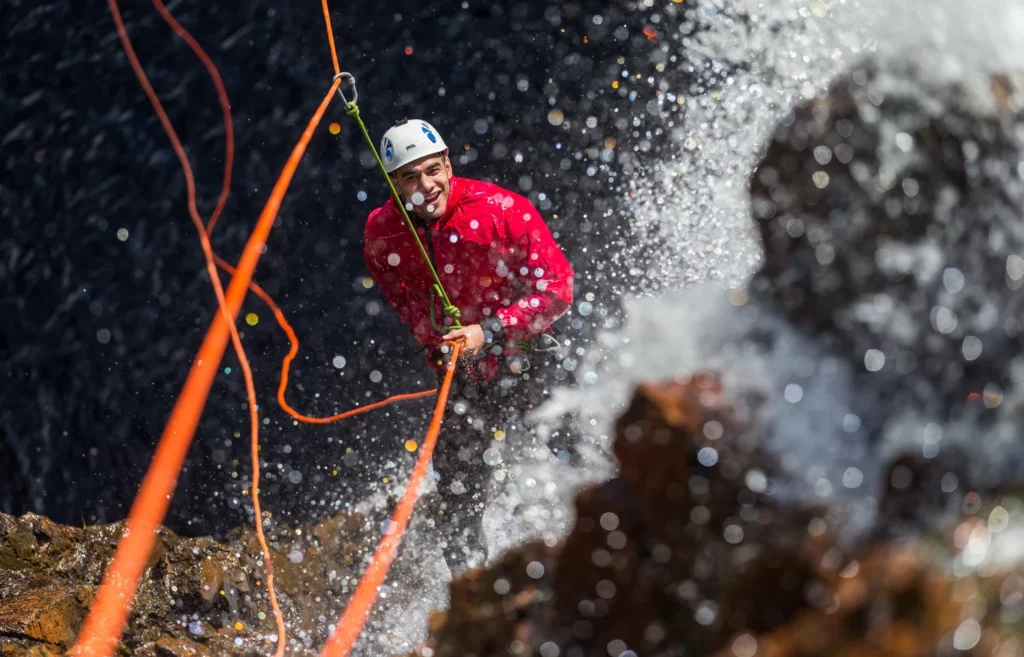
[334,72,462,331]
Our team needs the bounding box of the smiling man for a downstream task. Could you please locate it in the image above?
[363,119,578,572]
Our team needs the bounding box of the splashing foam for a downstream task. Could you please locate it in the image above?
[564,0,1024,536]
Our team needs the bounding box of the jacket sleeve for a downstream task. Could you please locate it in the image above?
[364,215,425,346]
[494,195,574,343]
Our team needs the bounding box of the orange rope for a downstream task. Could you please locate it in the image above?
[319,341,463,657]
[212,255,438,423]
[321,0,341,75]
[77,2,455,656]
[151,0,233,236]
[71,3,341,655]
[145,1,287,652]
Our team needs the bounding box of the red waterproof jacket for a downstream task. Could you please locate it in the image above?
[364,176,574,382]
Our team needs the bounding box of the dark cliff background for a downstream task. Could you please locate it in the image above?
[1,0,697,535]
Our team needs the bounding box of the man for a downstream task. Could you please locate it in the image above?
[363,119,577,572]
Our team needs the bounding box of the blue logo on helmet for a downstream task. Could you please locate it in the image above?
[421,123,437,144]
[384,138,394,161]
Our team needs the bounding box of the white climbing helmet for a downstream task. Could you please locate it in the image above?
[380,119,448,173]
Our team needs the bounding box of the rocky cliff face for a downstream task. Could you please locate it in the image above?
[414,379,1024,657]
[0,510,375,656]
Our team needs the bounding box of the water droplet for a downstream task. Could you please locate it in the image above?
[962,336,983,361]
[745,469,767,493]
[116,228,129,241]
[405,440,418,452]
[732,634,758,657]
[245,313,259,326]
[895,131,914,152]
[96,328,111,344]
[697,447,718,467]
[864,349,885,371]
[411,192,425,205]
[357,190,367,201]
[578,301,594,316]
[694,601,717,626]
[287,549,303,563]
[387,253,401,266]
[953,619,981,651]
[843,467,864,489]
[332,355,346,369]
[723,524,744,544]
[547,110,565,126]
[370,370,383,383]
[931,306,958,334]
[526,561,545,578]
[600,512,619,531]
[1007,255,1024,281]
[943,267,965,294]
[483,447,502,465]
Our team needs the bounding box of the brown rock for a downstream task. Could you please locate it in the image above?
[0,508,373,656]
[0,585,84,647]
[136,637,212,657]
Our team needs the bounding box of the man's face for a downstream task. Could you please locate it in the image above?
[393,153,453,221]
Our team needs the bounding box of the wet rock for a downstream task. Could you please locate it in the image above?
[413,378,1024,657]
[0,586,85,647]
[749,62,1024,434]
[0,510,373,656]
[135,638,211,657]
[414,378,829,657]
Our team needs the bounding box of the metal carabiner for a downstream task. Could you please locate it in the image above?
[333,72,358,109]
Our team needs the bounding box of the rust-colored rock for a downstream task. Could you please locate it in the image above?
[413,377,830,657]
[0,510,374,656]
[0,586,85,647]
[412,377,1024,657]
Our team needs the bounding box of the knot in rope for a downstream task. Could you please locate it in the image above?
[343,102,359,118]
[442,302,461,322]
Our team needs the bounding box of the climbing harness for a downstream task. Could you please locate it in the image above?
[334,72,463,332]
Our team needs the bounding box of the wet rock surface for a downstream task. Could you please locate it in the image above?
[0,510,374,656]
[407,64,1024,657]
[413,378,1024,657]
